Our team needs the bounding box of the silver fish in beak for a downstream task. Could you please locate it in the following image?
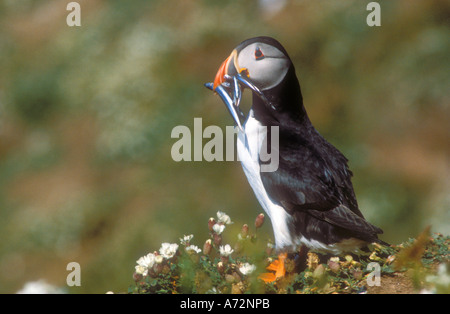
[204,78,244,132]
[205,72,270,132]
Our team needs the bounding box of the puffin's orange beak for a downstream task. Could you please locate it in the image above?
[213,55,231,90]
[213,50,239,90]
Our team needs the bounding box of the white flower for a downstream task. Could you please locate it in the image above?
[159,243,179,259]
[185,245,202,254]
[137,253,156,268]
[135,253,156,276]
[205,287,221,294]
[180,234,194,245]
[329,257,340,263]
[219,244,234,257]
[16,280,65,294]
[239,263,256,276]
[213,223,225,234]
[217,211,232,225]
[154,255,164,264]
[135,265,148,276]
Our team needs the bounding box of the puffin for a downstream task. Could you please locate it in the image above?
[206,36,387,282]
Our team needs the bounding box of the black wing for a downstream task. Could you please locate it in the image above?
[260,125,383,243]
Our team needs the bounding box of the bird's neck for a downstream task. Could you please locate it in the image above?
[251,67,310,128]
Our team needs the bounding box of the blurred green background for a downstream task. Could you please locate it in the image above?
[0,0,448,293]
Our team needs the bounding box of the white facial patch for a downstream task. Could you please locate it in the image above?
[237,43,290,91]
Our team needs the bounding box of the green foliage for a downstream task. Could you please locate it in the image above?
[127,211,449,294]
[129,211,270,294]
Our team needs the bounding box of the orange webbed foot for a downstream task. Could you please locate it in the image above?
[258,253,287,283]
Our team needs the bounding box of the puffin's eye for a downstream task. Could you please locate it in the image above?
[255,47,265,60]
